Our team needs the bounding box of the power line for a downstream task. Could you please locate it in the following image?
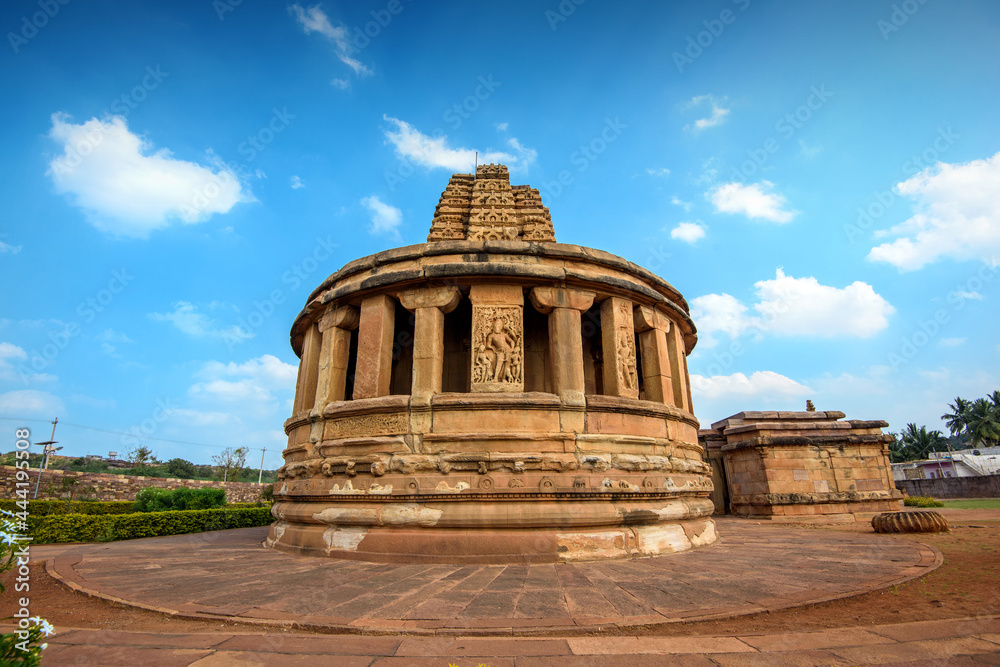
[0,416,276,453]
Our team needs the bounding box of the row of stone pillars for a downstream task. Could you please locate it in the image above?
[292,286,692,415]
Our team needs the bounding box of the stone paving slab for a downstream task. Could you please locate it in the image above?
[31,619,1000,665]
[42,518,943,636]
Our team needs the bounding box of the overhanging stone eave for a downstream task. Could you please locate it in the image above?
[290,241,698,357]
[719,434,896,452]
[304,241,688,309]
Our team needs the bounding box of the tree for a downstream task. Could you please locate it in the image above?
[896,423,949,461]
[941,396,971,439]
[888,437,910,463]
[964,398,1000,448]
[213,446,249,482]
[165,458,197,479]
[127,445,155,470]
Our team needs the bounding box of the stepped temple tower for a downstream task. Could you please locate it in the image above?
[268,164,716,562]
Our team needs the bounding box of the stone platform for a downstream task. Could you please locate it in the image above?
[46,518,941,636]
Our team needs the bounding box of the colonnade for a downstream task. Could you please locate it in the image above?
[292,285,692,415]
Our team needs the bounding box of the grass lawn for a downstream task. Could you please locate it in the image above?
[940,498,1000,509]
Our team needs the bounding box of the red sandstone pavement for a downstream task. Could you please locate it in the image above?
[19,517,1000,663]
[23,616,1000,665]
[42,519,942,635]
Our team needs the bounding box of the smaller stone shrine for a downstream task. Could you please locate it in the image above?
[700,408,903,520]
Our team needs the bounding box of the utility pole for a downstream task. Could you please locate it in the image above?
[33,417,59,499]
[258,447,266,484]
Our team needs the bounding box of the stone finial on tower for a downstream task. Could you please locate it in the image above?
[426,163,556,243]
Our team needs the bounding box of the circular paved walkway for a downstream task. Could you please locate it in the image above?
[48,518,940,635]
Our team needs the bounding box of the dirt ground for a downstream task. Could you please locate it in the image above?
[2,507,997,638]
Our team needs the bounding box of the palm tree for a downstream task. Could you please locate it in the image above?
[990,390,1000,409]
[898,423,949,460]
[965,398,1000,448]
[941,396,971,439]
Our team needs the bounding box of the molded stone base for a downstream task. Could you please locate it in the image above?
[265,517,717,564]
[730,498,904,518]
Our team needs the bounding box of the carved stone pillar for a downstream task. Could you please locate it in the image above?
[314,305,360,410]
[469,285,524,392]
[529,286,596,406]
[667,324,691,412]
[353,294,396,400]
[399,286,462,398]
[293,322,321,414]
[600,296,639,399]
[633,305,675,406]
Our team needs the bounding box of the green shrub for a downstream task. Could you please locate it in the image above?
[26,507,273,544]
[0,499,135,516]
[904,495,945,508]
[133,486,226,512]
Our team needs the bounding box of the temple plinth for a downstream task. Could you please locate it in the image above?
[267,164,715,563]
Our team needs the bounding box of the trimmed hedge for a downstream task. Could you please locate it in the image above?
[133,486,225,512]
[27,507,273,544]
[0,499,136,516]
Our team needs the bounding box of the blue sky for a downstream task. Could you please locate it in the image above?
[1,0,998,467]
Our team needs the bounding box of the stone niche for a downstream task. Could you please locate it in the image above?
[700,410,904,520]
[267,164,716,563]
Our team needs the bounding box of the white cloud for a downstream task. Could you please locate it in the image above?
[290,175,305,189]
[46,114,251,238]
[289,4,371,76]
[330,78,350,90]
[684,94,731,131]
[798,140,822,158]
[382,116,537,172]
[495,122,509,132]
[690,293,753,341]
[190,355,297,403]
[708,181,797,223]
[647,167,671,178]
[71,394,116,409]
[939,337,966,347]
[952,290,983,301]
[361,195,402,239]
[0,342,27,383]
[0,342,54,386]
[0,237,21,254]
[148,302,247,340]
[868,151,1000,271]
[671,196,692,212]
[168,408,235,427]
[97,328,132,357]
[691,269,894,343]
[0,389,64,416]
[670,221,706,244]
[691,371,812,401]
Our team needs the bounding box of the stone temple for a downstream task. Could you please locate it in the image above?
[268,164,716,562]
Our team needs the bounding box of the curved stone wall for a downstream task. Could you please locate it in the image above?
[268,179,715,562]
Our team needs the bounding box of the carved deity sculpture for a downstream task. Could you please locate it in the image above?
[618,329,638,390]
[471,306,523,390]
[486,317,515,382]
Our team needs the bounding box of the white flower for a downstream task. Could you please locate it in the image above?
[0,532,17,546]
[28,617,55,636]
